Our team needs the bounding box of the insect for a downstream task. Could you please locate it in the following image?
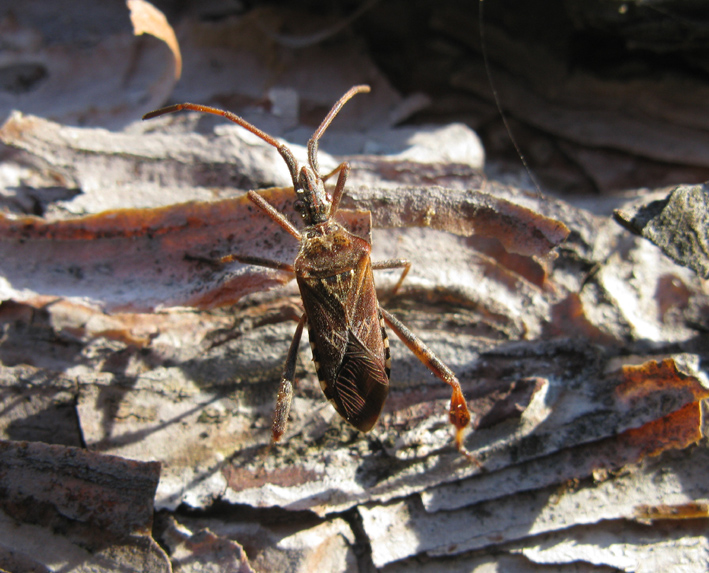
[143,86,473,456]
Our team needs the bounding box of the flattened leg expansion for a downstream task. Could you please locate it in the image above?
[380,307,476,460]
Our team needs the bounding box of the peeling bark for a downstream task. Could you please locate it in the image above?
[0,1,708,571]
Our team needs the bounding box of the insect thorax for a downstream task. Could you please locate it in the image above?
[294,221,371,279]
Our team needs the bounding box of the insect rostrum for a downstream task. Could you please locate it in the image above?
[143,86,473,457]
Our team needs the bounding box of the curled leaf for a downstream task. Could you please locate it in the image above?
[128,0,182,80]
[127,0,182,113]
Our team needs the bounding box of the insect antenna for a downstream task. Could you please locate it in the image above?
[143,86,371,223]
[142,102,300,185]
[307,84,370,177]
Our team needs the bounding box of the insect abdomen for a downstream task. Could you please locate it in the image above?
[297,252,390,432]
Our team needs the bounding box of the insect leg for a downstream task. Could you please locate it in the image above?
[380,307,476,460]
[323,162,350,216]
[321,162,348,183]
[218,254,294,272]
[272,313,307,442]
[372,259,411,297]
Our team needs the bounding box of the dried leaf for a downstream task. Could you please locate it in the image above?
[128,0,182,81]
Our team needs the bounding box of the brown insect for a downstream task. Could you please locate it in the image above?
[143,85,473,456]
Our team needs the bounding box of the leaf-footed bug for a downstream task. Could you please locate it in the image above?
[143,86,474,457]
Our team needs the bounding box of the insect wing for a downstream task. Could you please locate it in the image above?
[297,256,390,431]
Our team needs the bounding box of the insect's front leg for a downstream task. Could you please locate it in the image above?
[380,307,477,463]
[271,313,307,442]
[321,162,350,215]
[372,259,411,298]
[320,162,349,183]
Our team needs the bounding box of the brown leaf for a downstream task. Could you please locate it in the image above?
[128,0,182,81]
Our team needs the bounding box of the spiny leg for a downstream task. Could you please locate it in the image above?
[271,313,307,443]
[372,259,411,298]
[380,307,477,462]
